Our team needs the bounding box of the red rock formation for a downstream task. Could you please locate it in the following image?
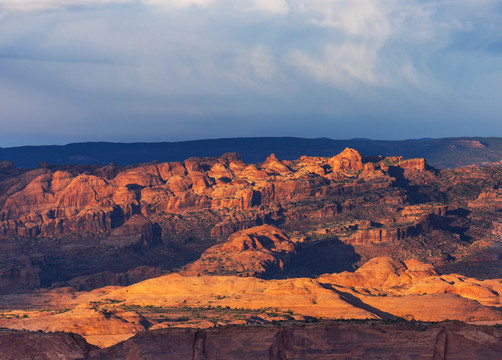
[318,256,438,289]
[0,149,429,239]
[94,322,502,359]
[328,147,363,172]
[2,321,502,359]
[0,148,449,291]
[183,224,295,277]
[103,214,160,249]
[0,330,97,359]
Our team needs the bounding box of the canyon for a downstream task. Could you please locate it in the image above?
[0,147,502,357]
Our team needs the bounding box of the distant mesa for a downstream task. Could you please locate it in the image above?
[450,140,487,149]
[2,136,502,169]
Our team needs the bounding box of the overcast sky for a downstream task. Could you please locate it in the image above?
[1,0,502,146]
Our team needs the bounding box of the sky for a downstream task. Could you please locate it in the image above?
[1,0,502,147]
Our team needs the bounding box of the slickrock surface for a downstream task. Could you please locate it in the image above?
[2,307,147,348]
[1,257,500,347]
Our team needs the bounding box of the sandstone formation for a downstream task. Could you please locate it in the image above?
[182,224,295,277]
[1,257,501,348]
[0,149,426,239]
[1,321,502,359]
[95,322,502,360]
[0,148,501,291]
[0,329,96,360]
[0,148,450,291]
[3,306,148,348]
[2,146,502,357]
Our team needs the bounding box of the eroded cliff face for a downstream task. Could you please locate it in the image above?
[95,322,502,360]
[0,149,427,239]
[2,321,500,360]
[0,148,501,291]
[0,148,440,291]
[0,329,97,360]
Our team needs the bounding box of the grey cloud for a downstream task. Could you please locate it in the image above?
[0,1,502,146]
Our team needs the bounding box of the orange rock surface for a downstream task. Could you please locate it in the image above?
[1,257,500,347]
[0,149,428,239]
[182,224,295,277]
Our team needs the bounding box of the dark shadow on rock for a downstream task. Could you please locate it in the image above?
[321,283,401,320]
[432,212,473,243]
[278,238,361,278]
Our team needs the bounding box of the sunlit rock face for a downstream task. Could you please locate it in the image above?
[0,148,429,238]
[1,146,501,293]
[1,256,501,349]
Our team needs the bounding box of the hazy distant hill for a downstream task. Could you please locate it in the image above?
[1,136,502,169]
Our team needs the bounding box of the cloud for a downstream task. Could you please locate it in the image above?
[0,0,289,13]
[1,0,502,145]
[290,43,384,88]
[0,0,132,11]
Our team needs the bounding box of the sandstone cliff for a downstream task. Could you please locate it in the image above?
[2,321,502,359]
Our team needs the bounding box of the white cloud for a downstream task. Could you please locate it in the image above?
[290,42,385,88]
[0,0,131,11]
[0,0,289,13]
[287,1,405,88]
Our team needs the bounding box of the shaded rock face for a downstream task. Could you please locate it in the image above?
[93,322,502,360]
[0,329,97,360]
[2,322,502,359]
[182,224,295,277]
[103,214,161,249]
[51,266,168,292]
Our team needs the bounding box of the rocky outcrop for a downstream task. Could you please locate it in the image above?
[92,322,502,360]
[0,329,97,359]
[318,256,438,289]
[318,256,502,307]
[0,149,429,239]
[347,213,434,244]
[2,306,149,348]
[2,321,502,359]
[328,147,363,172]
[468,188,502,209]
[102,214,160,249]
[6,147,502,292]
[182,225,295,277]
[0,257,501,347]
[0,149,439,291]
